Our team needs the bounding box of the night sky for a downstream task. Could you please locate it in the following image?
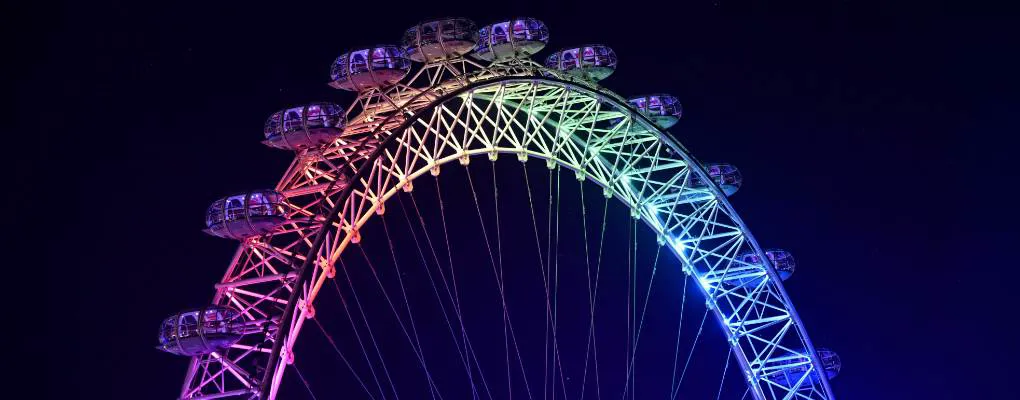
[18,0,1019,399]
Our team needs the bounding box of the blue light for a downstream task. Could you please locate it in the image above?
[698,275,713,291]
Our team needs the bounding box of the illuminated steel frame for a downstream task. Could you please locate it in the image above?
[178,57,836,400]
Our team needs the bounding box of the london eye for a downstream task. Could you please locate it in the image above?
[157,17,841,400]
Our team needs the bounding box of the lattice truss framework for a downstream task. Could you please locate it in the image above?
[179,59,835,400]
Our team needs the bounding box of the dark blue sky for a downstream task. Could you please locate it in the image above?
[17,0,1018,398]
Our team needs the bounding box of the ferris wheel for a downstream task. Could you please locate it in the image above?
[158,17,841,400]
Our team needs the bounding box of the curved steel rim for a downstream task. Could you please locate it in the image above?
[256,74,835,399]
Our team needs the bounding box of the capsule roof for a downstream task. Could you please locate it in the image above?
[544,45,617,81]
[628,94,682,129]
[472,18,549,61]
[205,190,288,240]
[329,46,411,91]
[402,18,478,63]
[263,103,346,150]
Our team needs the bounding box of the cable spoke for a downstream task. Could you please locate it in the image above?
[311,318,377,400]
[395,193,476,391]
[673,310,710,399]
[432,175,493,400]
[330,277,387,400]
[292,363,319,400]
[335,261,401,400]
[621,241,662,399]
[669,274,690,399]
[376,216,442,400]
[717,347,734,400]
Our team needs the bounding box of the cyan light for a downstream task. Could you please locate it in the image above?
[672,237,690,261]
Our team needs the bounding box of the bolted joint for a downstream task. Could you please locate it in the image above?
[301,301,316,319]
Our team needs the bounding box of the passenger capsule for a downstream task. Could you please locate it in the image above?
[544,45,617,81]
[263,103,346,150]
[628,94,683,129]
[687,163,742,196]
[816,349,842,380]
[205,190,288,240]
[329,46,411,91]
[472,18,549,61]
[402,18,478,62]
[764,348,841,386]
[702,249,796,288]
[157,307,243,356]
[757,249,796,281]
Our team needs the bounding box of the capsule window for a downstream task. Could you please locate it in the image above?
[283,107,303,133]
[371,48,386,68]
[561,49,579,70]
[511,20,528,40]
[323,104,342,128]
[648,97,662,111]
[178,312,199,337]
[393,47,408,65]
[206,199,224,227]
[224,195,246,221]
[202,309,226,333]
[420,23,438,43]
[336,54,352,80]
[246,192,265,215]
[343,54,353,78]
[478,26,490,45]
[323,103,339,117]
[582,47,596,64]
[305,105,322,128]
[350,50,369,74]
[264,112,282,138]
[160,318,175,342]
[492,22,509,45]
[439,20,457,39]
[526,19,547,41]
[372,47,400,69]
